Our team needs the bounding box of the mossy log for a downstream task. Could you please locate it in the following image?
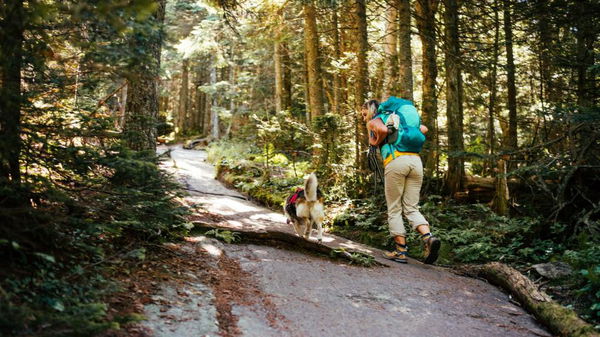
[458,262,599,337]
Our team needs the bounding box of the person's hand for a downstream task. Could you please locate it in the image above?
[420,124,429,134]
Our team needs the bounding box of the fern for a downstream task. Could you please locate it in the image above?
[204,229,241,244]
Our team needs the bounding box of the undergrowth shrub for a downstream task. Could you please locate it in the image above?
[564,245,600,322]
[208,140,309,209]
[0,144,189,336]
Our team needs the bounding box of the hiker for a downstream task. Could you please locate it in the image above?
[362,97,441,264]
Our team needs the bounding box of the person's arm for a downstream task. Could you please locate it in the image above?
[367,117,388,146]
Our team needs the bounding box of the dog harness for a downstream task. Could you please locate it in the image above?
[288,187,303,205]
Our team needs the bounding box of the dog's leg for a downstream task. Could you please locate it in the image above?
[316,221,323,242]
[303,219,312,239]
[292,220,304,237]
[310,201,325,242]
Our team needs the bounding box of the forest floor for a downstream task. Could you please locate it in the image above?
[106,145,553,337]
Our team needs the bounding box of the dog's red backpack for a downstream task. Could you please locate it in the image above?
[288,187,303,204]
[285,187,304,221]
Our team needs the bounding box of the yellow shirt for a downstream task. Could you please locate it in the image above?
[383,151,419,167]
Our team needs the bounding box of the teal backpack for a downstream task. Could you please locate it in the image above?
[377,97,426,154]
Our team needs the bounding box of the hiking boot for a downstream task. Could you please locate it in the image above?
[383,244,408,264]
[422,233,441,265]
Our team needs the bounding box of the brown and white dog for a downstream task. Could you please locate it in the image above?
[284,173,325,242]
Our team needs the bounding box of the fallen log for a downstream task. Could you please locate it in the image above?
[183,136,213,149]
[457,175,523,203]
[464,176,495,190]
[192,222,383,267]
[457,262,599,337]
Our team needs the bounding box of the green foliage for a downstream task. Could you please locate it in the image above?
[204,229,241,244]
[506,105,600,235]
[207,140,307,208]
[579,266,600,321]
[312,113,350,168]
[0,142,189,336]
[157,115,174,137]
[331,195,388,232]
[417,199,564,265]
[330,248,376,267]
[0,0,191,329]
[99,147,190,239]
[330,195,582,268]
[207,140,254,164]
[564,245,600,321]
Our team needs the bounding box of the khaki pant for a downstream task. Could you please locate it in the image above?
[384,155,429,236]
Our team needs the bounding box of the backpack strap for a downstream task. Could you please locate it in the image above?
[389,111,409,161]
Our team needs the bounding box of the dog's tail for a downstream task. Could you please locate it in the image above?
[304,173,318,202]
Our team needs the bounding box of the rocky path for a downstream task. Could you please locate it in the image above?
[138,145,551,337]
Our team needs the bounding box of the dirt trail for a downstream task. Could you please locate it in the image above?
[140,145,551,337]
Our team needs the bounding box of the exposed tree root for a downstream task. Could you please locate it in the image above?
[192,222,384,267]
[456,262,599,337]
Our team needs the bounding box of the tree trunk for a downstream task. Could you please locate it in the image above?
[303,50,311,123]
[226,64,236,139]
[487,0,500,175]
[193,85,201,133]
[415,0,440,177]
[372,62,385,102]
[281,42,292,111]
[535,0,556,105]
[332,9,342,115]
[0,0,24,183]
[193,67,204,133]
[123,0,166,152]
[444,0,464,196]
[398,0,413,101]
[274,39,284,113]
[178,58,189,134]
[354,0,369,171]
[382,0,399,100]
[203,77,211,135]
[303,1,325,120]
[119,83,128,129]
[209,66,219,139]
[189,69,197,132]
[491,158,510,216]
[574,0,596,108]
[503,0,518,151]
[339,3,351,108]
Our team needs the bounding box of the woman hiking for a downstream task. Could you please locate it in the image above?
[362,97,441,264]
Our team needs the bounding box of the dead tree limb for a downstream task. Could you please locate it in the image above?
[457,262,599,337]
